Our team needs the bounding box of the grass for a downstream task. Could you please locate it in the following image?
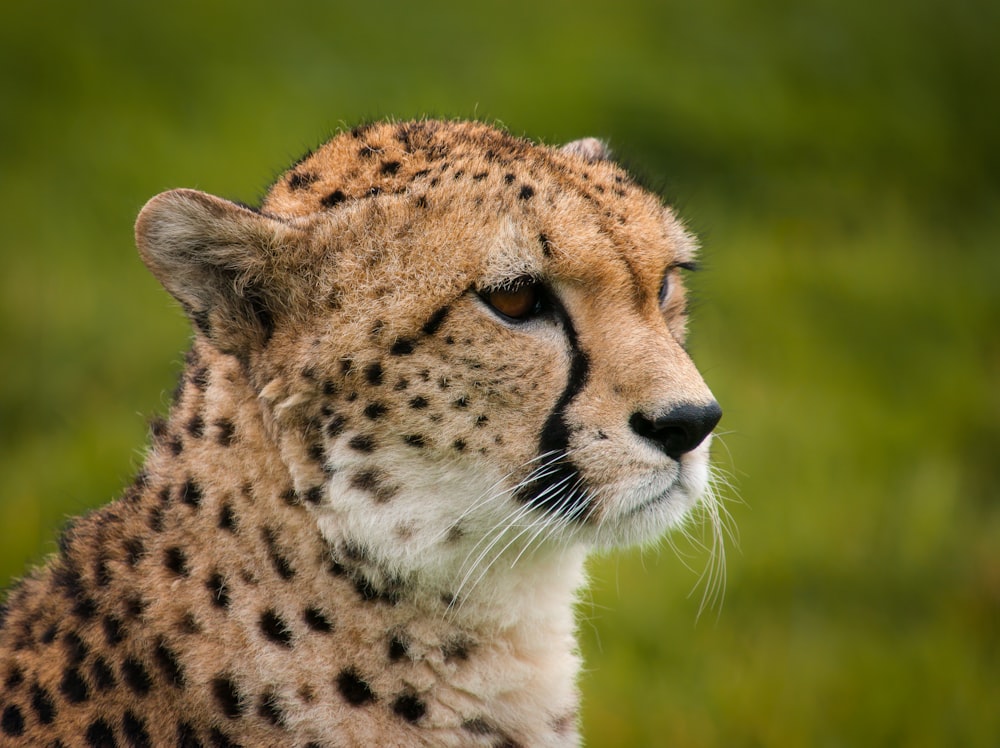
[1,0,997,744]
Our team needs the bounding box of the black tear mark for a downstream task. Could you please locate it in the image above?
[516,296,591,520]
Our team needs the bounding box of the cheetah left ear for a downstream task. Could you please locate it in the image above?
[135,188,307,355]
[560,137,612,163]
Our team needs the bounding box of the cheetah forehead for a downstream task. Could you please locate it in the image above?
[262,120,690,298]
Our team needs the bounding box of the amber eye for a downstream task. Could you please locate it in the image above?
[480,280,543,321]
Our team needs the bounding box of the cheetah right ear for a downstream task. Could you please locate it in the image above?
[135,189,307,355]
[560,137,612,163]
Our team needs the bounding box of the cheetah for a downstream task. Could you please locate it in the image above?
[0,120,721,747]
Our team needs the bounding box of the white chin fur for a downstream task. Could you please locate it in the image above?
[592,436,713,549]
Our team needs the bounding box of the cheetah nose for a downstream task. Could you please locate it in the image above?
[629,401,722,460]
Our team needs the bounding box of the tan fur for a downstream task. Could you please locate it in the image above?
[0,120,720,746]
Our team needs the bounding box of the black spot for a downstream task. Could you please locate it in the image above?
[123,711,151,748]
[364,402,387,420]
[179,479,202,507]
[350,469,398,503]
[122,657,152,696]
[207,573,229,608]
[103,614,124,646]
[403,434,426,448]
[3,665,23,690]
[380,160,401,175]
[258,691,284,726]
[393,692,427,723]
[207,728,241,748]
[348,434,376,453]
[358,144,378,158]
[176,722,202,748]
[215,419,235,446]
[124,537,145,567]
[322,378,339,396]
[74,595,98,620]
[191,366,209,390]
[518,184,535,200]
[219,504,236,532]
[92,657,116,690]
[367,185,382,197]
[63,630,88,664]
[414,195,428,209]
[321,189,346,208]
[169,435,184,456]
[179,613,200,634]
[164,547,189,577]
[213,676,243,719]
[326,415,347,437]
[288,171,318,190]
[41,623,58,644]
[473,171,489,181]
[353,576,401,605]
[390,339,414,355]
[442,635,473,662]
[539,233,553,256]
[408,396,429,410]
[452,395,469,409]
[388,636,408,661]
[280,488,299,506]
[60,666,89,702]
[453,439,467,452]
[155,639,185,687]
[303,607,332,633]
[259,610,292,647]
[85,718,116,748]
[124,595,146,619]
[94,555,111,587]
[336,668,375,706]
[304,486,324,504]
[53,562,84,600]
[186,415,204,439]
[364,362,384,386]
[30,683,56,723]
[475,414,489,427]
[1,705,24,736]
[263,528,296,580]
[504,172,515,184]
[421,306,450,335]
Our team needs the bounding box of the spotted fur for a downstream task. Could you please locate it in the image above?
[0,120,721,746]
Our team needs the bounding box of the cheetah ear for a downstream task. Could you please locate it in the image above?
[560,137,612,163]
[135,188,305,355]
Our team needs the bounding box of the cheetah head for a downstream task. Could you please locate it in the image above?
[135,121,721,603]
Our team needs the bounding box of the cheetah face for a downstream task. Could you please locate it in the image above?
[135,121,720,593]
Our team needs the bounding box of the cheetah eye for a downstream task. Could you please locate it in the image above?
[479,278,545,322]
[659,261,697,307]
[658,275,673,306]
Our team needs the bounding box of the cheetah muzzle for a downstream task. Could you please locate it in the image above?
[0,120,721,747]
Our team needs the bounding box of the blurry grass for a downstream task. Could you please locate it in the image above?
[1,0,998,745]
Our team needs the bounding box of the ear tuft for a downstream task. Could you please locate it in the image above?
[559,137,612,164]
[135,189,302,354]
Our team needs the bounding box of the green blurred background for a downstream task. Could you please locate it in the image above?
[2,0,997,744]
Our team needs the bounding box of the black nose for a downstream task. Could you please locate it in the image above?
[629,401,722,460]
